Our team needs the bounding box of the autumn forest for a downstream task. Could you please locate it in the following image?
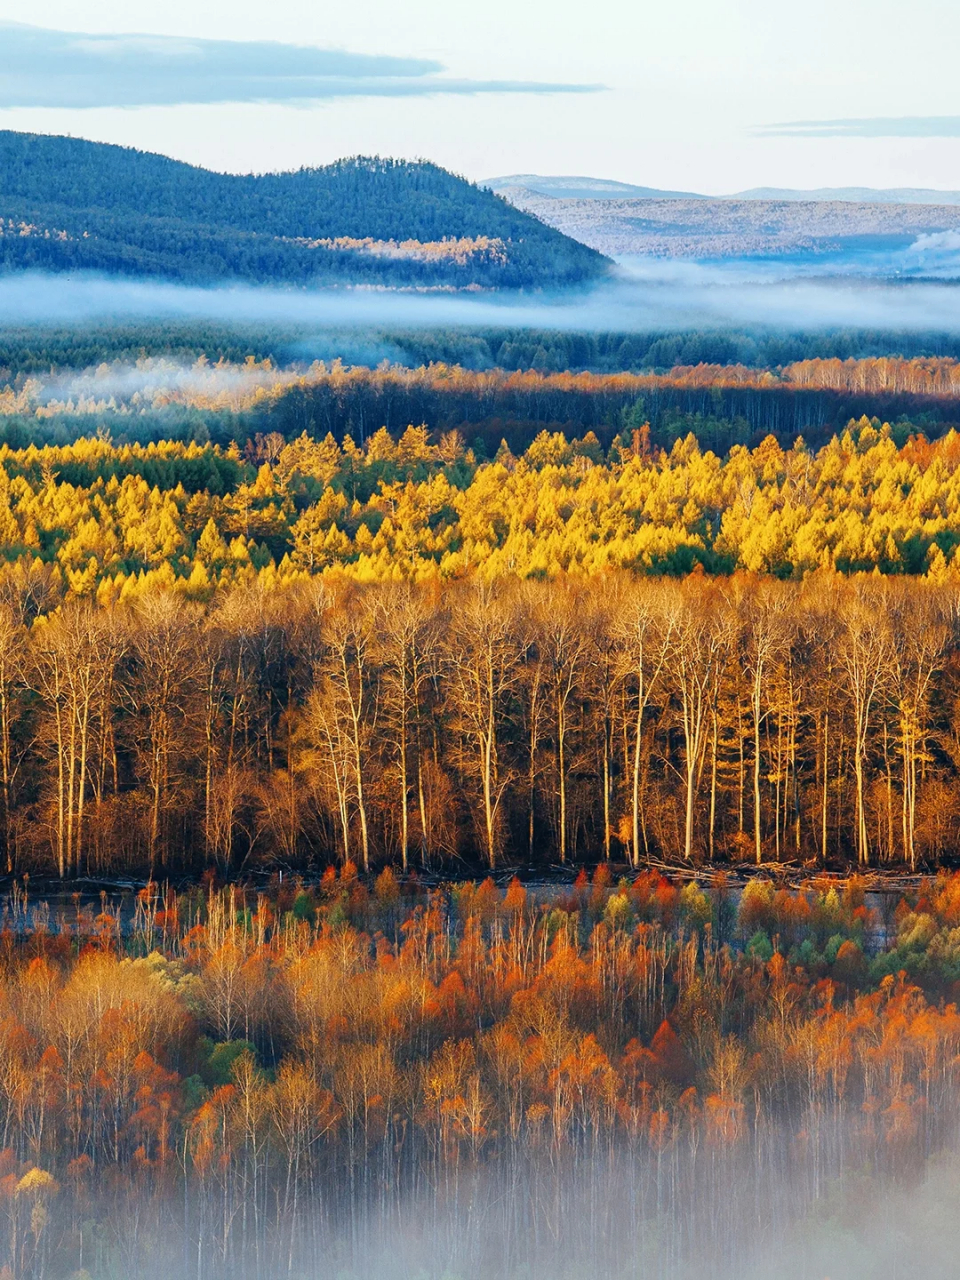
[3,330,960,1277]
[0,406,955,875]
[3,870,960,1278]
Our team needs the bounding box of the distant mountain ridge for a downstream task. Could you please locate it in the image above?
[488,173,960,207]
[486,174,707,200]
[496,189,960,261]
[0,131,609,289]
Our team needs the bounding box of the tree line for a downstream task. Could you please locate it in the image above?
[0,570,955,877]
[9,353,960,459]
[10,320,960,384]
[263,360,960,446]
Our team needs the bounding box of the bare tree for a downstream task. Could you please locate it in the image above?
[736,580,794,864]
[886,582,950,869]
[836,579,891,866]
[127,592,201,875]
[33,603,125,877]
[666,583,727,863]
[445,581,520,869]
[373,581,437,872]
[524,581,592,864]
[614,581,676,867]
[305,585,378,871]
[0,602,28,872]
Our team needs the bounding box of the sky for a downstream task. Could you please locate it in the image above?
[1,0,960,193]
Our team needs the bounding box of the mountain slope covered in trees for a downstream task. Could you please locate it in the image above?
[0,131,609,288]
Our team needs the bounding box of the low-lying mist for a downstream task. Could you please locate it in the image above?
[73,1142,960,1280]
[10,240,960,340]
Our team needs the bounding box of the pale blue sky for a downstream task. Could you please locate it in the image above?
[1,0,958,192]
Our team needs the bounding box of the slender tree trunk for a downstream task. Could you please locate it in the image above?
[55,683,66,880]
[399,690,409,874]
[557,690,567,864]
[737,701,744,837]
[753,677,763,864]
[76,689,91,878]
[602,714,611,862]
[0,672,11,874]
[416,728,430,868]
[482,687,497,869]
[631,693,644,869]
[821,712,829,863]
[709,708,718,861]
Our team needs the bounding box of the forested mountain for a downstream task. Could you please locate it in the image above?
[490,173,960,206]
[734,185,960,205]
[0,131,608,288]
[488,173,707,199]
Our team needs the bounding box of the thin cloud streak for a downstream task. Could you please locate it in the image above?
[758,117,960,138]
[0,23,602,108]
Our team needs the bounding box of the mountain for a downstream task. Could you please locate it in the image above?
[732,186,960,205]
[496,190,960,260]
[486,174,707,200]
[0,131,609,289]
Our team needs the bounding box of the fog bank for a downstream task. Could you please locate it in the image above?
[9,250,960,337]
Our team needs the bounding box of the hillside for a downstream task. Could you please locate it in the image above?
[499,187,960,260]
[0,131,609,289]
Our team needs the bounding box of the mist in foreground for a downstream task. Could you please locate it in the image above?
[93,1149,960,1280]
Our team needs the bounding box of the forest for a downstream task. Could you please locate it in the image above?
[0,415,953,875]
[10,321,960,380]
[8,353,960,455]
[0,415,954,874]
[0,550,958,876]
[0,870,958,1277]
[256,357,960,447]
[0,133,607,289]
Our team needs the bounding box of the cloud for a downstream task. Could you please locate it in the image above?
[0,22,602,109]
[759,116,960,138]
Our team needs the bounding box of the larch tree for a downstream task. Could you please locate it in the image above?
[127,592,201,875]
[33,603,125,878]
[835,579,892,867]
[614,580,677,868]
[444,581,520,870]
